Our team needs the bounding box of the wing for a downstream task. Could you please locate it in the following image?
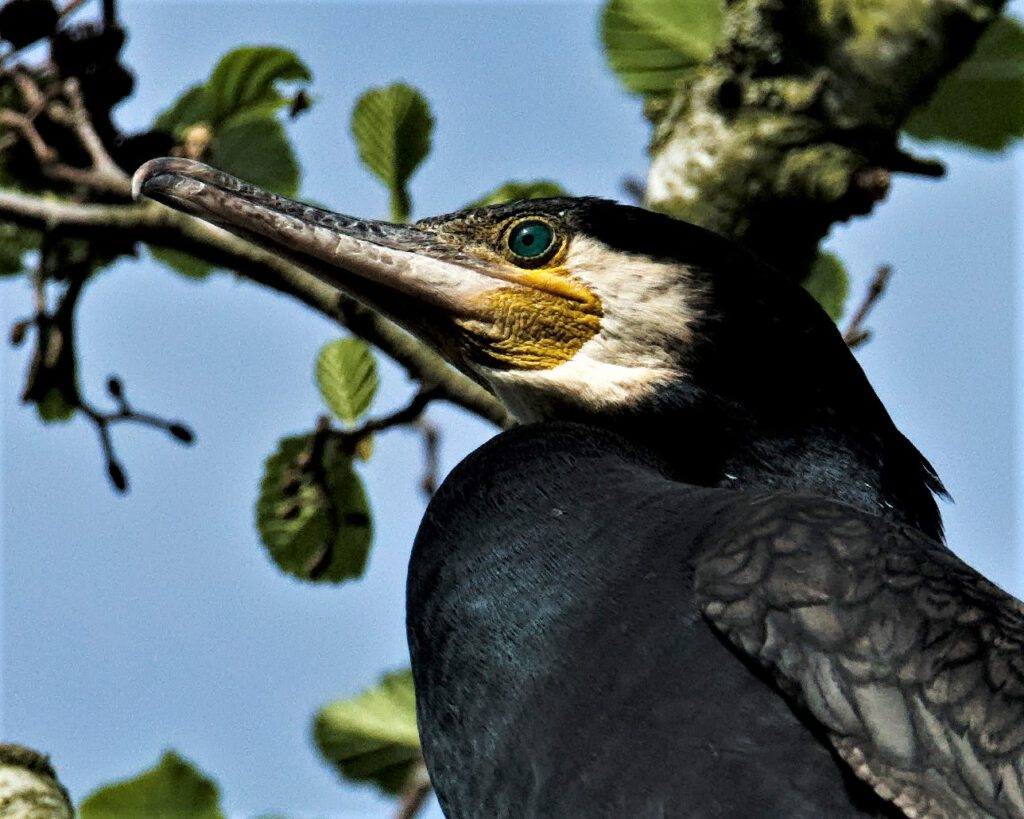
[695,494,1024,819]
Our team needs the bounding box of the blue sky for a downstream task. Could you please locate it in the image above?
[0,2,1020,817]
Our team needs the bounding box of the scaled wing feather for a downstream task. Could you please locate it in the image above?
[696,496,1024,819]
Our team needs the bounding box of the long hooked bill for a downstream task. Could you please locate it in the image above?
[132,157,498,321]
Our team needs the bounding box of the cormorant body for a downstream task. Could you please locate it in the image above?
[411,423,1024,818]
[409,423,890,817]
[132,159,1024,818]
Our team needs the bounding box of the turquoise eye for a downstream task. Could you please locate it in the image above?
[507,220,556,260]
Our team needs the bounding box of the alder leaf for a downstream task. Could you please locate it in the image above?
[801,251,849,322]
[315,338,379,426]
[905,17,1024,151]
[150,46,310,279]
[78,750,224,819]
[601,0,724,96]
[207,46,311,120]
[210,111,300,196]
[0,222,39,277]
[350,83,433,222]
[466,179,568,208]
[256,433,373,583]
[156,46,312,136]
[313,669,422,796]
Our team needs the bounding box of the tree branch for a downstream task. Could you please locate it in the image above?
[46,77,132,196]
[0,743,74,819]
[645,0,1007,280]
[0,189,511,428]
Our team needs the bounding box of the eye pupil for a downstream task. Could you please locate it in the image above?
[508,221,555,260]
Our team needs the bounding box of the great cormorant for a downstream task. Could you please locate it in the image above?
[134,157,1024,818]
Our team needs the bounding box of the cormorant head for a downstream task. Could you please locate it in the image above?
[133,159,718,424]
[133,158,946,540]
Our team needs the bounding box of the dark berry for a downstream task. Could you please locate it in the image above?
[9,319,29,346]
[0,0,58,50]
[51,23,126,75]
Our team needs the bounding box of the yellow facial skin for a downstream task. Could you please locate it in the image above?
[443,217,604,371]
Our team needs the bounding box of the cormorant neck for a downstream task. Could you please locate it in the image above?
[572,379,945,543]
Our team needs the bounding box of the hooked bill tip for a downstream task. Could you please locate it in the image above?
[131,157,217,202]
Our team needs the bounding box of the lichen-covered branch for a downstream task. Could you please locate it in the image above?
[0,189,510,428]
[0,744,73,819]
[646,0,1006,279]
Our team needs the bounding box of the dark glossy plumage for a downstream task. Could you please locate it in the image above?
[127,162,1005,817]
[409,423,1024,818]
[424,197,948,541]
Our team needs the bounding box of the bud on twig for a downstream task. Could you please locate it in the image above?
[167,422,194,444]
[107,458,127,491]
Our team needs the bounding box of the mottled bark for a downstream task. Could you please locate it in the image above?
[0,745,73,819]
[646,0,1006,279]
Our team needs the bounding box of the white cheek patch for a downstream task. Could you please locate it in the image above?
[480,236,701,422]
[566,235,700,370]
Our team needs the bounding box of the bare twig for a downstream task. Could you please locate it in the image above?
[415,417,440,499]
[102,0,118,28]
[0,109,55,162]
[843,264,892,349]
[339,386,439,448]
[45,78,132,195]
[0,189,512,427]
[1,73,131,196]
[395,759,432,819]
[61,0,91,17]
[20,233,193,492]
[78,375,195,492]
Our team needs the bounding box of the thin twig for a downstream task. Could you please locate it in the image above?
[395,759,432,819]
[0,109,55,163]
[843,264,892,348]
[415,417,440,499]
[102,0,118,28]
[44,78,132,196]
[339,386,439,446]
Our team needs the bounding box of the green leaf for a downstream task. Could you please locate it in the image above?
[466,179,569,209]
[601,0,724,96]
[150,46,310,278]
[0,222,40,277]
[315,338,379,426]
[256,433,373,583]
[801,251,849,321]
[905,17,1024,151]
[210,111,300,197]
[150,247,215,280]
[154,84,215,136]
[24,322,79,424]
[156,46,312,136]
[208,46,311,119]
[79,750,224,819]
[314,669,422,795]
[351,83,434,222]
[36,387,77,422]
